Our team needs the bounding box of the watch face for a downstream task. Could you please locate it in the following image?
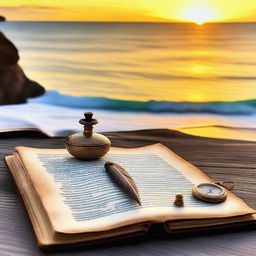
[192,183,227,203]
[197,183,224,196]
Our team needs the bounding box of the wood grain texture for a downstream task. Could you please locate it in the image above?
[0,129,256,256]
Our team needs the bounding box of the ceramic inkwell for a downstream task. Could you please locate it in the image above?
[65,112,111,160]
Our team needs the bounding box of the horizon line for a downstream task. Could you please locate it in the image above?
[2,20,256,24]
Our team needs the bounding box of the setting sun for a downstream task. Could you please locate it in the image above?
[179,6,218,24]
[1,0,256,22]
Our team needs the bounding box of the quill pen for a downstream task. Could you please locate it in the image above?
[104,161,141,205]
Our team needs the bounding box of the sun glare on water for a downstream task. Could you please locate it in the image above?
[180,6,218,25]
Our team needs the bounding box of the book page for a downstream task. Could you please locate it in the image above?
[16,144,254,234]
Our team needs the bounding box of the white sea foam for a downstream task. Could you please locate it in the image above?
[1,97,256,137]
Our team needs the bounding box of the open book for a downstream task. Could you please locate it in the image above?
[5,144,255,249]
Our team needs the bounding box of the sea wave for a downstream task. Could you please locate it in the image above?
[29,90,256,115]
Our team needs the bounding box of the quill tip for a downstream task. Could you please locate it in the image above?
[104,161,113,169]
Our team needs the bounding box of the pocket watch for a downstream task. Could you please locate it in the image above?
[192,183,227,203]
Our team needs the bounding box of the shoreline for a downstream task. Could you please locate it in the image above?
[0,101,255,140]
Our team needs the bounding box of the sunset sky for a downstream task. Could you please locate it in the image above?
[1,0,256,23]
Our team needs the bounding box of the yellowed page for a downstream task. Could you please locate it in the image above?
[15,144,254,234]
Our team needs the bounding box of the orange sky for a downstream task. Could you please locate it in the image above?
[0,0,256,22]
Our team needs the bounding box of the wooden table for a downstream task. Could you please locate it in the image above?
[1,129,256,255]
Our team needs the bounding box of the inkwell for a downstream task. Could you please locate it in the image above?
[65,112,111,160]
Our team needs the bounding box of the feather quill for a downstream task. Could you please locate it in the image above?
[104,161,141,205]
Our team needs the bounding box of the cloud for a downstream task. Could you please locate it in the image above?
[0,3,169,21]
[0,5,63,20]
[0,5,61,11]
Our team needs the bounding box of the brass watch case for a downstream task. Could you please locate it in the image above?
[192,183,227,203]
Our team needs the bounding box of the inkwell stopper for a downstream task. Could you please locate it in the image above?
[65,112,111,160]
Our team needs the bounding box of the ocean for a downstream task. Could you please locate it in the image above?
[1,22,256,106]
[0,22,256,138]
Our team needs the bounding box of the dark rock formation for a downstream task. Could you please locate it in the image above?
[0,16,6,22]
[0,31,45,105]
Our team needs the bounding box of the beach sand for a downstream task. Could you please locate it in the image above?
[179,126,256,142]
